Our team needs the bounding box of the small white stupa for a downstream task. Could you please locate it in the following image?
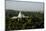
[18,11,25,18]
[10,10,29,19]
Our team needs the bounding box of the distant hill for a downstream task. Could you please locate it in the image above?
[5,10,19,17]
[5,9,44,17]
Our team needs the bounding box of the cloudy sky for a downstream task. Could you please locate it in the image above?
[6,0,44,12]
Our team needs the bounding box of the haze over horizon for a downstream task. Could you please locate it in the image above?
[6,0,44,12]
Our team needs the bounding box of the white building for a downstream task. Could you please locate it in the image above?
[10,11,29,19]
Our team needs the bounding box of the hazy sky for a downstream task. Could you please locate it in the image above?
[6,0,44,12]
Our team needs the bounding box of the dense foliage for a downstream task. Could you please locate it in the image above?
[5,10,44,31]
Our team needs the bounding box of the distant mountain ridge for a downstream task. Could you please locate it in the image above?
[5,9,44,17]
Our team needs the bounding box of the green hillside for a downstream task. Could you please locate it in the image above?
[5,10,44,31]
